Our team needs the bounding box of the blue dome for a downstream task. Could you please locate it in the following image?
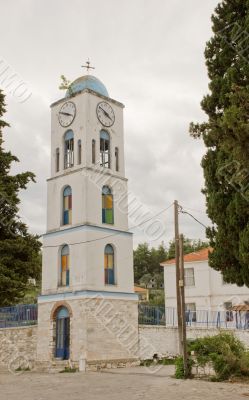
[66,75,109,97]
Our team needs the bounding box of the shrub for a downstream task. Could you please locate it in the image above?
[189,333,249,381]
[175,356,194,379]
[175,356,185,379]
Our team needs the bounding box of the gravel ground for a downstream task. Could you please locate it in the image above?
[1,366,249,400]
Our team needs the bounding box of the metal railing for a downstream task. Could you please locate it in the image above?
[1,303,249,331]
[0,304,38,328]
[139,305,249,330]
[138,304,165,326]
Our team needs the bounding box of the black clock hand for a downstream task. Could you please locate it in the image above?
[99,107,113,121]
[59,111,73,116]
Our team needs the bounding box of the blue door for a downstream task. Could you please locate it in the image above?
[55,307,70,359]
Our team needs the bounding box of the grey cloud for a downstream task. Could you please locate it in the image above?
[0,0,219,247]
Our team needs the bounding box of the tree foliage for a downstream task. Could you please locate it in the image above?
[0,90,41,306]
[134,238,209,285]
[167,238,209,260]
[190,0,249,286]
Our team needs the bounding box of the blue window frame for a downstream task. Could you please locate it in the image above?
[61,245,70,287]
[63,186,72,225]
[55,306,70,360]
[104,244,115,285]
[60,244,70,286]
[102,186,114,224]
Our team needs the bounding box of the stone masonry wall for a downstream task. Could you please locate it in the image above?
[0,326,37,371]
[1,324,249,371]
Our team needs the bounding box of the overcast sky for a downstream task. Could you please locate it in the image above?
[0,0,219,248]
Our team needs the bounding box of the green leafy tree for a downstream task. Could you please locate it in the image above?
[0,90,41,306]
[134,242,167,284]
[139,273,153,289]
[134,239,207,285]
[133,243,151,283]
[190,0,249,285]
[167,238,209,260]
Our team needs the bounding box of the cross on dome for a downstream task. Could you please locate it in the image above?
[81,58,95,73]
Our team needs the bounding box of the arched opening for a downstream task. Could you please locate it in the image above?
[100,130,110,168]
[56,147,60,172]
[92,139,96,164]
[77,139,82,164]
[60,245,70,286]
[64,130,74,169]
[55,306,70,359]
[63,186,72,225]
[102,186,114,224]
[115,147,119,172]
[104,244,115,285]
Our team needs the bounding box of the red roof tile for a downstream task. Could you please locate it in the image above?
[134,286,148,293]
[161,247,212,266]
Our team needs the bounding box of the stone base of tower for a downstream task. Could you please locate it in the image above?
[36,292,139,371]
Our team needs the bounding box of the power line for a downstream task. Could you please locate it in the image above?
[178,206,208,229]
[43,202,174,249]
[178,203,208,215]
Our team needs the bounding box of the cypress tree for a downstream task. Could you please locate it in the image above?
[0,90,41,306]
[190,0,249,285]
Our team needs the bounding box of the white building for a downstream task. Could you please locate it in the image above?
[37,73,139,369]
[161,247,249,313]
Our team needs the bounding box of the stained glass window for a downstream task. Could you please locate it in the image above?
[104,244,114,285]
[63,186,72,225]
[61,245,70,286]
[102,186,113,224]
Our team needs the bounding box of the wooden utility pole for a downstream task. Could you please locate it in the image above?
[174,200,182,354]
[179,233,188,377]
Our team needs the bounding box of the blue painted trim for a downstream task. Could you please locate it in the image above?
[38,289,138,302]
[43,224,133,238]
[57,307,70,319]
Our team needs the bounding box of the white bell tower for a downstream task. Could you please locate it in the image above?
[37,71,139,370]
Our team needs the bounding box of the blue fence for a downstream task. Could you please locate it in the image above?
[0,304,38,328]
[139,305,249,330]
[138,304,165,325]
[1,303,249,331]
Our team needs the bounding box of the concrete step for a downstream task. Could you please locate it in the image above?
[35,359,74,373]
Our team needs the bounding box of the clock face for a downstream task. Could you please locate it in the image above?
[96,102,115,127]
[58,101,76,127]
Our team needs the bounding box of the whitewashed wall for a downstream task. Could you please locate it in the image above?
[164,261,249,311]
[139,325,249,359]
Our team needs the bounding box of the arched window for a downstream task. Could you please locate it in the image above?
[92,139,96,164]
[115,147,119,172]
[61,245,70,287]
[64,130,74,169]
[63,186,72,225]
[56,148,60,172]
[100,130,110,168]
[77,139,82,164]
[104,244,115,285]
[102,186,113,224]
[55,306,70,359]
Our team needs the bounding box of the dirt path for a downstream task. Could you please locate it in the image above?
[0,366,249,400]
